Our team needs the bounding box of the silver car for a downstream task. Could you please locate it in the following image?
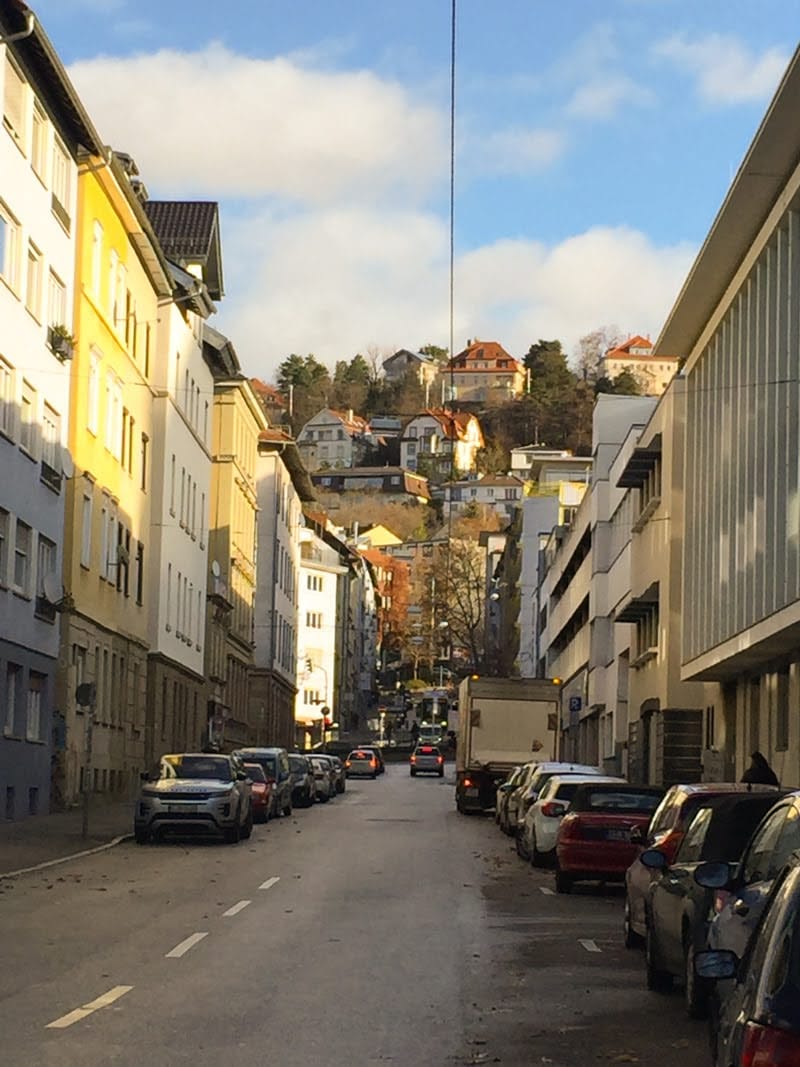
[134,753,253,844]
[310,755,336,801]
[410,744,445,777]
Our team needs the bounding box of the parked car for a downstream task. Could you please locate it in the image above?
[310,755,336,801]
[356,746,385,775]
[345,749,379,779]
[512,761,606,839]
[639,791,785,1016]
[287,753,316,808]
[503,761,538,837]
[135,753,252,844]
[233,747,293,819]
[518,774,624,865]
[495,765,524,831]
[322,754,346,793]
[243,761,273,823]
[410,745,445,777]
[624,783,781,950]
[696,855,800,1067]
[554,783,665,895]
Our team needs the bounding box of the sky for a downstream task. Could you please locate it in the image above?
[31,0,799,380]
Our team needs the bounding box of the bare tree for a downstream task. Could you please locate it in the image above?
[574,325,623,382]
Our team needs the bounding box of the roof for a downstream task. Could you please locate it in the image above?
[257,433,316,502]
[654,44,800,364]
[383,348,438,367]
[446,474,524,490]
[250,379,287,407]
[449,340,523,373]
[202,323,240,378]
[311,466,431,500]
[144,200,224,300]
[300,408,371,435]
[603,335,677,363]
[406,408,481,442]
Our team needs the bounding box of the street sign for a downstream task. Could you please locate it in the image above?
[568,696,582,713]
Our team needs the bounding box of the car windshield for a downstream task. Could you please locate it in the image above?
[289,758,307,773]
[554,783,581,800]
[160,756,232,782]
[582,790,663,813]
[244,764,266,783]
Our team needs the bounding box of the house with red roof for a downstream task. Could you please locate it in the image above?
[598,335,679,396]
[400,408,484,482]
[296,407,374,470]
[446,339,525,402]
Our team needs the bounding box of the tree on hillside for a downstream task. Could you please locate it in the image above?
[331,354,371,412]
[276,353,331,432]
[422,534,487,672]
[574,326,623,382]
[475,439,509,476]
[595,369,642,396]
[419,343,449,365]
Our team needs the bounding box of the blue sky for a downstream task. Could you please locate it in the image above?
[32,0,798,378]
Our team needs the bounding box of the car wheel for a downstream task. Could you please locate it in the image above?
[224,813,242,845]
[555,868,572,894]
[410,769,416,776]
[371,773,377,779]
[531,836,546,868]
[319,793,329,803]
[134,828,149,845]
[623,896,642,949]
[241,806,253,840]
[438,769,444,777]
[515,830,529,861]
[645,923,673,993]
[684,939,709,1019]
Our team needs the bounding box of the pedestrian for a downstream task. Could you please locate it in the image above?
[741,751,780,786]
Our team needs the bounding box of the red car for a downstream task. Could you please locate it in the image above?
[555,783,666,894]
[244,762,273,823]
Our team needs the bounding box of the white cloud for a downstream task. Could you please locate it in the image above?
[654,34,790,105]
[468,126,567,176]
[68,44,445,203]
[565,74,654,120]
[217,210,695,377]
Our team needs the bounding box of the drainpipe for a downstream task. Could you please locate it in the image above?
[0,9,35,44]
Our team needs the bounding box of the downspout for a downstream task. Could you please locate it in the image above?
[0,10,35,44]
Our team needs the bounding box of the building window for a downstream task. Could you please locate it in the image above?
[776,670,790,752]
[0,357,13,438]
[0,201,20,291]
[81,493,92,568]
[91,220,103,298]
[36,533,56,603]
[108,249,118,325]
[135,541,144,605]
[30,99,48,180]
[41,403,59,472]
[51,135,71,228]
[104,371,122,457]
[19,380,36,456]
[47,270,66,327]
[0,507,8,584]
[170,454,176,514]
[4,663,21,737]
[2,54,26,145]
[26,673,44,742]
[25,240,43,318]
[13,519,32,593]
[87,349,101,434]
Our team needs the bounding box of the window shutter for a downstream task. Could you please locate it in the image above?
[3,57,26,141]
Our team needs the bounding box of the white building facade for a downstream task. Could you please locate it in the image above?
[0,25,101,817]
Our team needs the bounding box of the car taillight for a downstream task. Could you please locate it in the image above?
[740,1021,800,1066]
[437,756,443,764]
[559,813,580,839]
[410,756,416,763]
[345,761,351,768]
[370,758,376,767]
[463,777,473,788]
[541,802,564,817]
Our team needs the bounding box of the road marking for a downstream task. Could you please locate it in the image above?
[223,899,251,917]
[165,932,208,958]
[539,887,555,895]
[46,985,133,1029]
[259,876,280,891]
[579,939,602,953]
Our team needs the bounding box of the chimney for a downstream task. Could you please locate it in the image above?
[347,408,354,423]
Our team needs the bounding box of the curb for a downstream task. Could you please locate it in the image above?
[0,832,134,881]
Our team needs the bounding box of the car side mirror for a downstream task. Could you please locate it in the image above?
[694,861,733,890]
[640,848,668,871]
[694,949,738,981]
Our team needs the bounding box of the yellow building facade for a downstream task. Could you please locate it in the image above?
[203,327,268,746]
[57,153,171,804]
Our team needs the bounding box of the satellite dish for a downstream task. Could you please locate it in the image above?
[61,447,74,479]
[43,571,61,605]
[211,560,221,578]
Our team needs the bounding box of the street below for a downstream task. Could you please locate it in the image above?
[0,764,710,1066]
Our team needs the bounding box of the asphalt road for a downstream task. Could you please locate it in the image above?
[0,764,711,1067]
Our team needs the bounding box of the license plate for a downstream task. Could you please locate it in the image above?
[465,787,479,796]
[607,828,629,840]
[167,803,198,813]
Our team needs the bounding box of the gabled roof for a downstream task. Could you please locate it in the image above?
[449,339,522,373]
[144,200,224,300]
[301,408,371,436]
[446,474,525,490]
[604,335,677,363]
[405,408,482,443]
[383,348,438,367]
[250,379,287,408]
[202,323,240,378]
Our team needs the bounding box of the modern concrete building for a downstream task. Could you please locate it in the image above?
[509,446,592,486]
[654,44,800,786]
[0,14,102,818]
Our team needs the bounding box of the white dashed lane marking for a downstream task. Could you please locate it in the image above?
[165,932,208,958]
[539,887,555,895]
[259,877,280,891]
[579,939,602,953]
[46,985,133,1029]
[222,900,251,917]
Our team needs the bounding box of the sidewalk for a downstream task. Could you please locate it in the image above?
[0,799,133,877]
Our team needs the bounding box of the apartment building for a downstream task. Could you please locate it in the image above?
[0,18,103,817]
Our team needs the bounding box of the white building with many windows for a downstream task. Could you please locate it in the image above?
[0,18,102,819]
